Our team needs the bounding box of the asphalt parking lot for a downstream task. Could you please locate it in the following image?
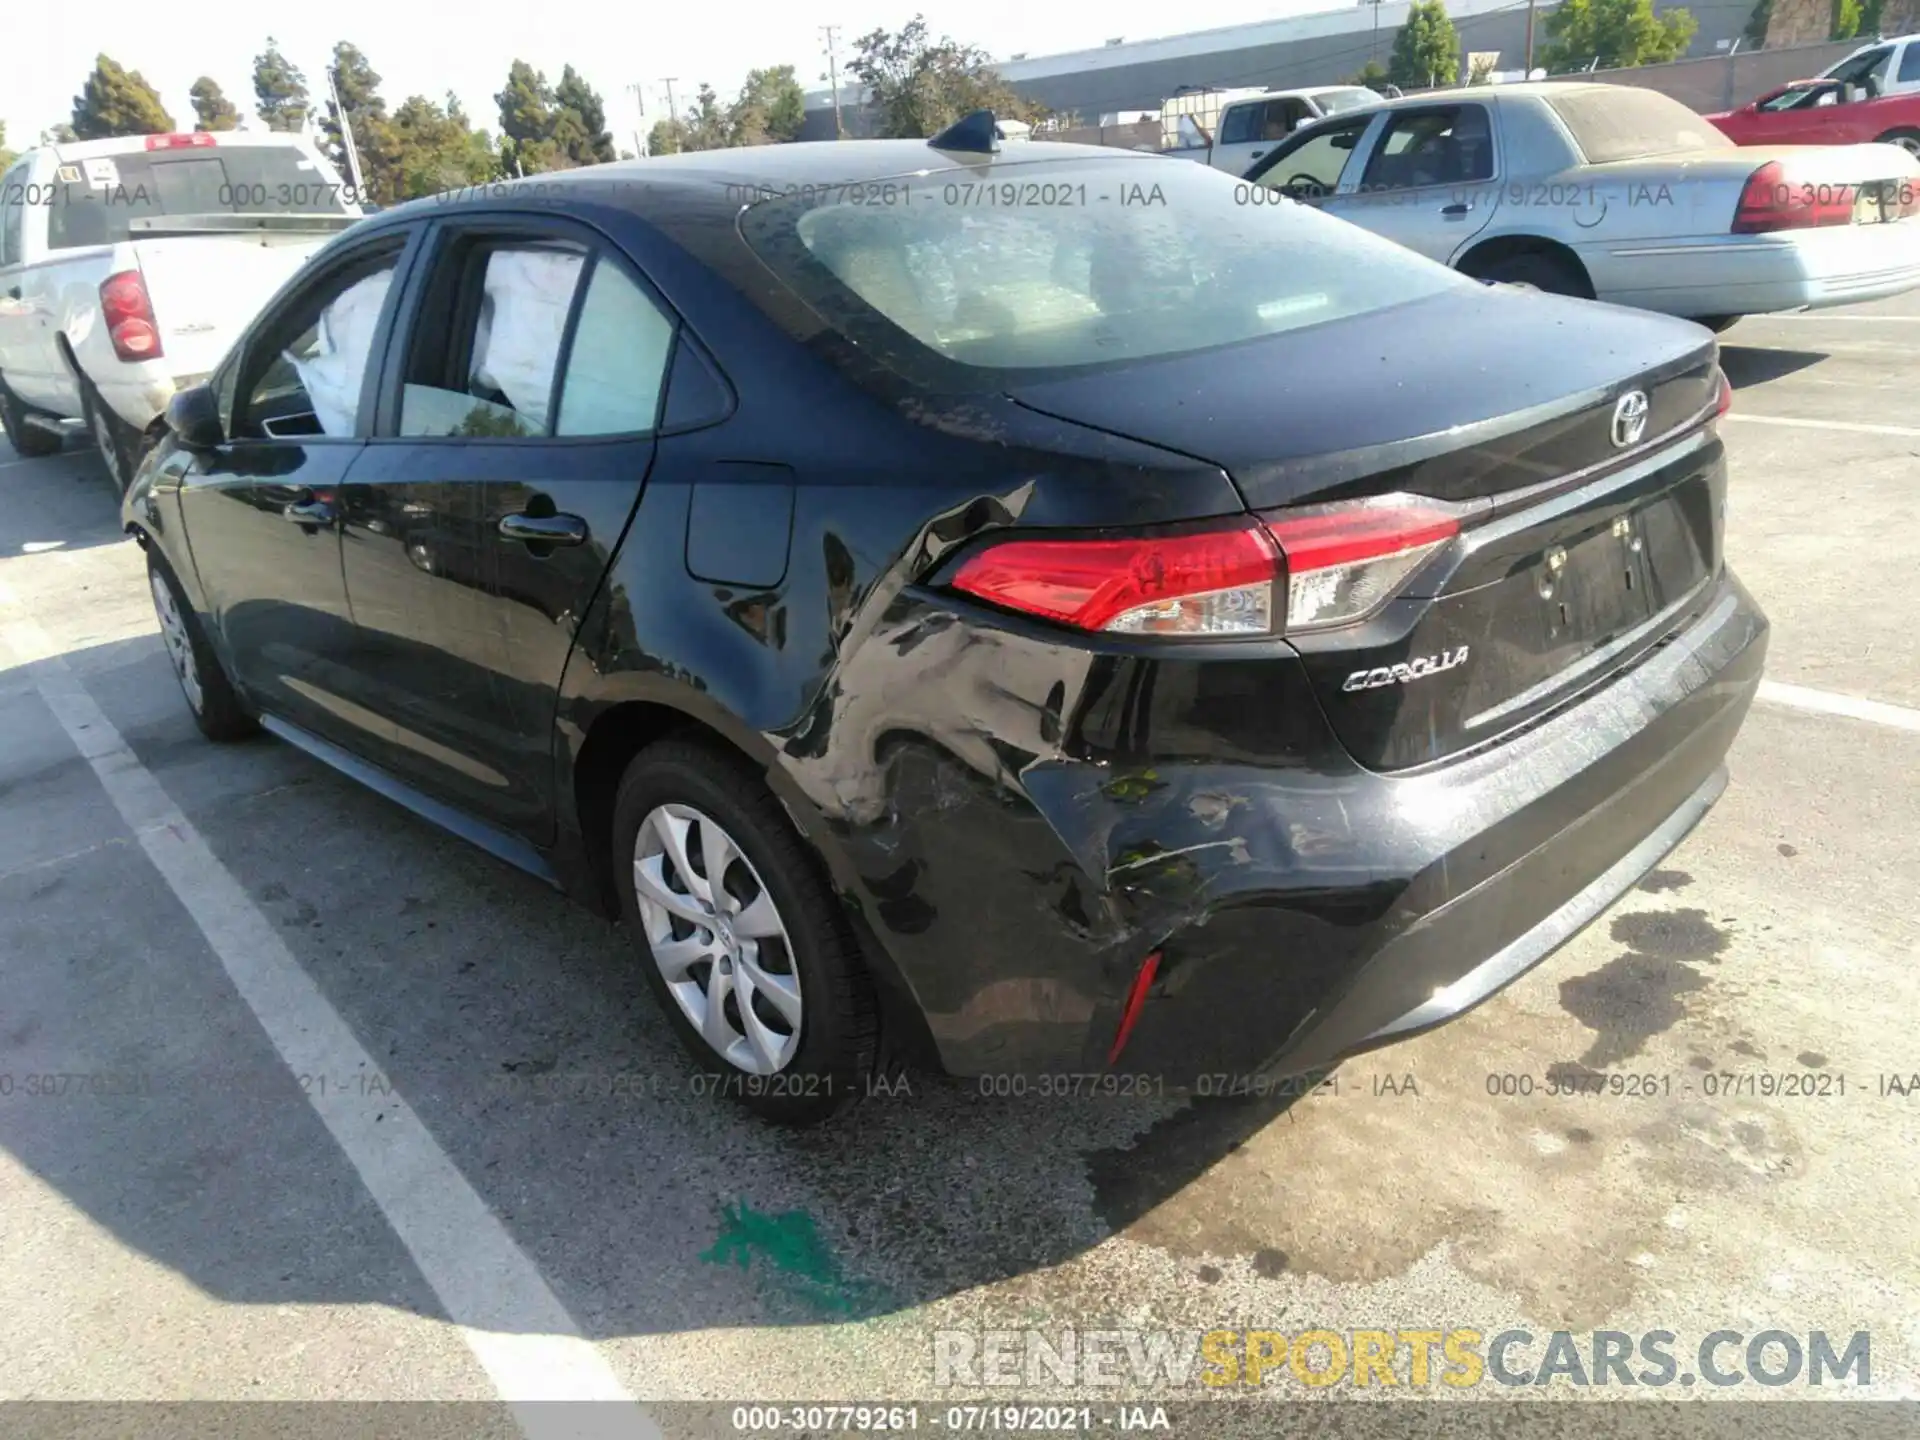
[2,293,1918,1435]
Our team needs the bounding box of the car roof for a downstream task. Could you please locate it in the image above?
[364,138,1162,223]
[1354,80,1614,109]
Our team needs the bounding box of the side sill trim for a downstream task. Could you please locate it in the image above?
[258,714,562,889]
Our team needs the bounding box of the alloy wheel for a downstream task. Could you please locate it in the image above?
[150,570,204,714]
[632,803,803,1074]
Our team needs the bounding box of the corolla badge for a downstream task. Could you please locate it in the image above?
[1612,390,1650,448]
[1343,646,1470,692]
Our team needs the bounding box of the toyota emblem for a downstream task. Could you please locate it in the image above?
[1611,391,1650,448]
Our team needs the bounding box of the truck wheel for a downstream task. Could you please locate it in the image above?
[79,380,147,497]
[0,379,64,459]
[1876,127,1920,158]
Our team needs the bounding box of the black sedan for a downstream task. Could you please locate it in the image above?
[124,118,1767,1124]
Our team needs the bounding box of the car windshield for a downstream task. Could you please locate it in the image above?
[738,157,1470,390]
[1822,46,1894,86]
[1544,87,1735,163]
[46,145,351,251]
[1314,88,1385,115]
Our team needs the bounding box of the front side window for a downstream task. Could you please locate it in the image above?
[1898,43,1920,83]
[739,155,1470,389]
[235,241,402,440]
[1255,117,1373,197]
[0,163,27,267]
[1360,107,1495,191]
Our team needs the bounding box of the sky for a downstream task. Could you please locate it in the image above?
[2,0,1327,150]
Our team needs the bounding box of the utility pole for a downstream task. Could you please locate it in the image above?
[1371,0,1381,65]
[626,82,645,156]
[324,65,366,201]
[821,25,846,139]
[1524,0,1537,77]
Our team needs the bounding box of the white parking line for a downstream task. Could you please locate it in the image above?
[1724,413,1920,438]
[0,579,662,1438]
[1742,313,1920,321]
[1758,680,1920,734]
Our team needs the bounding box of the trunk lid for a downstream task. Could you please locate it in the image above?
[1008,286,1726,770]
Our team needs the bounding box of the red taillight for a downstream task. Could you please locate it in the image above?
[948,498,1463,637]
[1714,368,1733,418]
[100,270,163,362]
[145,132,217,150]
[1261,497,1461,632]
[1107,950,1161,1067]
[1732,160,1855,234]
[950,518,1282,637]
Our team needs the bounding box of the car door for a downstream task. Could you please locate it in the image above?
[1323,102,1500,263]
[1243,113,1378,207]
[173,229,416,745]
[336,213,678,841]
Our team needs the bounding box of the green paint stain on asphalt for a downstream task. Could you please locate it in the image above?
[701,1201,893,1317]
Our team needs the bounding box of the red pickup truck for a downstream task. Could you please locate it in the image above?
[1708,79,1920,157]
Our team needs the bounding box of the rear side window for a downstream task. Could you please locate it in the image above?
[45,145,352,251]
[398,234,675,440]
[740,157,1469,388]
[1544,88,1732,163]
[1901,44,1920,83]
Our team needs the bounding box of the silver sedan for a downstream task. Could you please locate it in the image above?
[1242,81,1920,330]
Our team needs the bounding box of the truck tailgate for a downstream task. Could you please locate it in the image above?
[132,235,331,377]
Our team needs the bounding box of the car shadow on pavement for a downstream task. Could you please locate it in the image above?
[0,626,1311,1348]
[1718,345,1826,390]
[0,441,127,558]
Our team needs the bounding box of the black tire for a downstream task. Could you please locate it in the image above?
[0,378,64,459]
[1697,315,1743,335]
[1875,127,1920,159]
[145,549,258,742]
[72,365,149,497]
[1468,249,1593,298]
[612,737,878,1125]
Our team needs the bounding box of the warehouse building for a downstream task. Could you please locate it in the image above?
[797,0,1761,139]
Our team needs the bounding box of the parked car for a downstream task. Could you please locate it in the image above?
[1161,85,1384,173]
[124,120,1765,1124]
[1815,33,1920,102]
[1243,81,1920,332]
[1708,76,1920,156]
[0,131,362,491]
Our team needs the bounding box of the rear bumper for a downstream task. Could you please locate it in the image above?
[1585,220,1920,316]
[833,568,1766,1083]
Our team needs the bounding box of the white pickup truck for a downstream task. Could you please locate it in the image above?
[1160,85,1387,176]
[0,131,363,489]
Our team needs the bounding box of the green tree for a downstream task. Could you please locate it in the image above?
[681,84,734,150]
[1742,0,1774,46]
[645,117,685,155]
[1390,0,1461,87]
[1830,0,1863,38]
[553,65,616,165]
[847,15,1043,139]
[495,60,564,174]
[253,37,310,133]
[71,54,175,138]
[1347,59,1392,88]
[730,65,807,145]
[190,77,241,132]
[0,122,16,174]
[1540,0,1697,70]
[387,93,499,199]
[40,123,80,145]
[319,44,400,201]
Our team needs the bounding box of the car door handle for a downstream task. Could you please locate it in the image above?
[282,496,334,526]
[1441,202,1472,217]
[498,512,588,546]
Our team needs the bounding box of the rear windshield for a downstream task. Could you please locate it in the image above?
[738,157,1469,389]
[1314,88,1385,115]
[47,146,351,251]
[1543,87,1733,164]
